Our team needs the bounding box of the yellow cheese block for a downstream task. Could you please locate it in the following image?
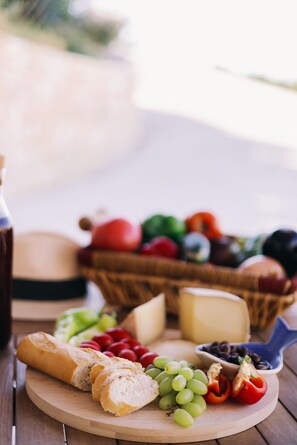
[120,294,166,345]
[179,288,250,344]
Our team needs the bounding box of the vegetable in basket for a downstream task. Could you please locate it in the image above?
[185,211,223,240]
[91,218,142,251]
[142,214,186,243]
[139,236,179,259]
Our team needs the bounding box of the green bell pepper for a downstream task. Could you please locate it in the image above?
[142,214,186,243]
[53,307,99,342]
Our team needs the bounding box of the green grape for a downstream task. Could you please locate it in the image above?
[183,402,204,418]
[155,371,169,384]
[98,314,117,331]
[145,364,156,371]
[186,379,208,395]
[159,376,174,396]
[192,394,207,412]
[159,391,177,410]
[164,361,181,375]
[193,369,208,386]
[172,374,187,391]
[175,388,194,405]
[145,368,162,379]
[178,367,194,381]
[153,356,173,369]
[179,360,189,368]
[173,408,194,428]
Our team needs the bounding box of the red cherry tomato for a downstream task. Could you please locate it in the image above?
[107,341,131,356]
[126,338,141,349]
[92,333,114,350]
[118,349,137,362]
[103,350,115,357]
[133,345,149,359]
[140,352,159,368]
[106,327,131,342]
[79,340,101,351]
[91,218,142,251]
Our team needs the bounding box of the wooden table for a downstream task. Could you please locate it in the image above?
[1,316,297,445]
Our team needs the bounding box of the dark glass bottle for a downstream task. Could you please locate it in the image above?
[0,155,13,349]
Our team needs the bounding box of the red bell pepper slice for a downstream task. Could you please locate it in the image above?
[185,211,223,240]
[232,357,267,405]
[204,363,232,404]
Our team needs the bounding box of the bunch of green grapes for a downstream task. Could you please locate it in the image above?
[145,356,208,427]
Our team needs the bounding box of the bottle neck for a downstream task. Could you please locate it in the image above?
[0,168,5,196]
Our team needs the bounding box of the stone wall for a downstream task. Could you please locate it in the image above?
[0,32,139,198]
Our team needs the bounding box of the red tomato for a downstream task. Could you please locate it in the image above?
[106,328,131,342]
[91,218,142,251]
[92,333,114,350]
[118,349,137,362]
[103,351,115,357]
[107,341,131,356]
[139,352,159,368]
[79,340,101,351]
[126,338,141,349]
[133,345,149,359]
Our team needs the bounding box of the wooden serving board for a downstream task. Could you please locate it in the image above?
[25,368,278,443]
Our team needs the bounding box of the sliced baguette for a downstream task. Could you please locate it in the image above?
[16,332,107,391]
[90,357,142,385]
[92,367,143,402]
[99,372,159,416]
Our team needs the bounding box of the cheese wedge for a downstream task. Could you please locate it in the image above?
[179,288,250,344]
[120,294,166,345]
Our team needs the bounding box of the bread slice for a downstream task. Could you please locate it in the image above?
[99,372,159,416]
[16,332,108,391]
[90,357,142,385]
[92,367,143,402]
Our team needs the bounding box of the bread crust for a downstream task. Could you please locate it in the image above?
[16,332,105,390]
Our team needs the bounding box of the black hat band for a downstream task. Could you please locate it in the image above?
[13,277,87,301]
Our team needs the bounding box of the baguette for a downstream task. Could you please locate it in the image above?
[99,372,159,416]
[92,367,144,402]
[16,332,108,391]
[90,357,142,385]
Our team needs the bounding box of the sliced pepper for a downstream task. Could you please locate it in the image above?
[53,307,99,343]
[232,357,267,405]
[204,363,232,404]
[185,211,223,240]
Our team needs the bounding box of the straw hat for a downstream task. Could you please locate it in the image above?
[12,232,88,320]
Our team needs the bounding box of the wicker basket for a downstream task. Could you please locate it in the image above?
[78,248,297,329]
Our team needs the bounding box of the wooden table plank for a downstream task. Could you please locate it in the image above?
[277,365,297,418]
[66,426,117,445]
[13,320,55,335]
[218,427,267,445]
[15,337,65,445]
[0,339,14,445]
[256,402,297,445]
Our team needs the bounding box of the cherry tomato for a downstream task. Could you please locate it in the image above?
[79,340,101,351]
[118,349,137,362]
[126,338,141,349]
[133,345,149,359]
[106,327,131,342]
[92,333,114,350]
[107,341,131,356]
[139,352,159,368]
[103,351,115,357]
[91,218,142,251]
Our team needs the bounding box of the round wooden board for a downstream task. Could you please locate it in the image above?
[25,368,278,443]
